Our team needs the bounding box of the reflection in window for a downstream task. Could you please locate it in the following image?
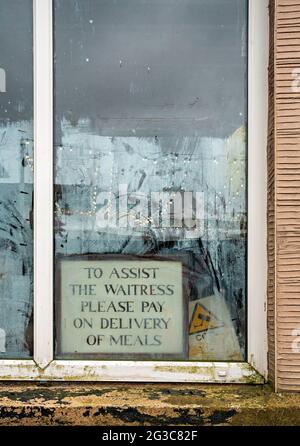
[54,0,247,361]
[0,0,33,358]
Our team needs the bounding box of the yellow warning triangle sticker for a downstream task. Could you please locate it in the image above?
[189,302,224,335]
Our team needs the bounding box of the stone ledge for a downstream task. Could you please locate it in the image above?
[0,383,300,426]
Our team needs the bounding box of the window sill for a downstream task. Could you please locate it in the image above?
[0,383,300,426]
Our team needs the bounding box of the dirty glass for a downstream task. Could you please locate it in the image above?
[0,0,33,358]
[54,0,248,361]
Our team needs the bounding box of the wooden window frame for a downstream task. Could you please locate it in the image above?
[0,0,269,383]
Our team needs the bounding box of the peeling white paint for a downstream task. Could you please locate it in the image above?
[0,359,264,383]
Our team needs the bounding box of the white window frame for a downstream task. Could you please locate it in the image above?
[0,0,269,383]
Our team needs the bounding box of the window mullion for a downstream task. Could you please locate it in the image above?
[33,0,54,369]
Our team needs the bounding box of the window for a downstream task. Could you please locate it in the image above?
[0,0,268,382]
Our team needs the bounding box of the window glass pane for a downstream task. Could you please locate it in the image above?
[0,0,33,358]
[54,0,247,361]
